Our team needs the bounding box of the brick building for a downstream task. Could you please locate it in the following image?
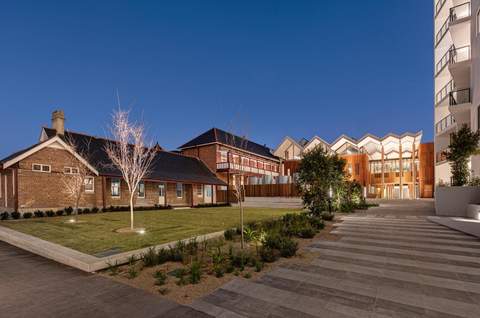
[0,111,226,212]
[178,128,281,187]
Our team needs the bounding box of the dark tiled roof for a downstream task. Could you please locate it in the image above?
[0,142,45,164]
[179,128,278,161]
[41,128,226,185]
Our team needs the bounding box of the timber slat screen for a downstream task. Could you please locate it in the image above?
[243,184,299,197]
[216,190,239,203]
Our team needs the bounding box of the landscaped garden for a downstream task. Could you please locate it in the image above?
[0,207,302,255]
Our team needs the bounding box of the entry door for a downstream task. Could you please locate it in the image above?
[402,185,410,199]
[393,186,400,199]
[158,184,165,206]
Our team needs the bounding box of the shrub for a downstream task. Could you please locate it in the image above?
[255,261,263,272]
[263,232,298,258]
[106,260,119,276]
[76,208,83,215]
[0,212,8,220]
[278,237,298,257]
[153,270,167,286]
[83,208,91,214]
[189,261,202,284]
[186,237,199,256]
[297,224,317,238]
[23,212,33,219]
[175,268,188,286]
[56,209,64,216]
[127,265,138,279]
[11,212,21,220]
[45,210,55,217]
[143,247,158,267]
[34,210,45,218]
[157,248,170,264]
[321,212,334,221]
[101,207,108,213]
[91,207,99,213]
[224,228,236,241]
[65,207,73,215]
[259,246,279,263]
[243,272,252,279]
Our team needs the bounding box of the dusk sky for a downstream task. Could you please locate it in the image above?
[0,1,432,158]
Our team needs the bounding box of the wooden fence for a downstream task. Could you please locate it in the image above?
[243,183,299,197]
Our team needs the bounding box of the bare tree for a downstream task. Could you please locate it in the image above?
[61,136,93,221]
[105,109,156,231]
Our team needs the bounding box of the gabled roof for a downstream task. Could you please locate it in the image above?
[179,127,279,161]
[1,135,99,174]
[1,127,226,185]
[303,135,331,151]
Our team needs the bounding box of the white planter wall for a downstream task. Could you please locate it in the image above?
[435,186,480,217]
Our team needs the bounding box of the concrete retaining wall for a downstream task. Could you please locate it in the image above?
[435,186,480,217]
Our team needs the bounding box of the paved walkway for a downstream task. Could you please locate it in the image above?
[0,241,210,318]
[191,200,480,317]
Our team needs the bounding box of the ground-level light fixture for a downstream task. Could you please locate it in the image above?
[137,228,146,235]
[68,219,76,223]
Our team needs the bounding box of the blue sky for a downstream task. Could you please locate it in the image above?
[0,1,433,158]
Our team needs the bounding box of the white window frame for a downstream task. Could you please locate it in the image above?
[159,184,165,197]
[0,172,2,199]
[220,150,228,163]
[111,178,121,197]
[64,166,79,174]
[32,163,51,173]
[138,181,145,198]
[196,184,203,197]
[205,185,212,198]
[84,177,95,193]
[4,175,7,207]
[176,183,183,198]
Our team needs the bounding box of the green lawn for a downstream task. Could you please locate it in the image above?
[0,207,301,255]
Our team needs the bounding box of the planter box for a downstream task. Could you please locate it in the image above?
[435,186,480,217]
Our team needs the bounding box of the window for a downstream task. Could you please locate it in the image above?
[138,181,145,198]
[159,184,165,197]
[220,151,228,162]
[111,178,120,197]
[32,164,50,173]
[197,184,203,197]
[64,167,79,174]
[176,183,183,198]
[84,177,94,193]
[355,163,360,176]
[205,185,212,198]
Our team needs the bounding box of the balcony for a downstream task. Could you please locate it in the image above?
[216,162,279,177]
[450,2,471,24]
[435,0,447,18]
[449,88,471,106]
[435,45,454,76]
[448,45,471,87]
[435,16,449,47]
[435,80,455,106]
[435,114,456,136]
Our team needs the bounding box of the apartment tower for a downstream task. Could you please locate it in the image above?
[434,0,480,185]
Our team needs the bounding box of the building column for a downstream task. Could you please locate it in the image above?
[381,145,385,199]
[412,142,417,199]
[399,142,403,199]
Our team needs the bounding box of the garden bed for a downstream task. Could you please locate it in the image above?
[99,211,340,304]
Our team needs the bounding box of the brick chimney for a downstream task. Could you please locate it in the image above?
[51,110,65,135]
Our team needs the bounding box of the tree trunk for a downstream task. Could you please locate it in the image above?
[130,195,134,230]
[239,185,245,249]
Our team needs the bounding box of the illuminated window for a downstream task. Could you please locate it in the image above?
[84,177,94,193]
[205,185,212,197]
[111,179,120,197]
[138,181,145,198]
[196,184,203,197]
[176,183,183,198]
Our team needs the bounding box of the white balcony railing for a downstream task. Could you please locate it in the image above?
[216,162,279,176]
[450,2,471,23]
[435,114,456,135]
